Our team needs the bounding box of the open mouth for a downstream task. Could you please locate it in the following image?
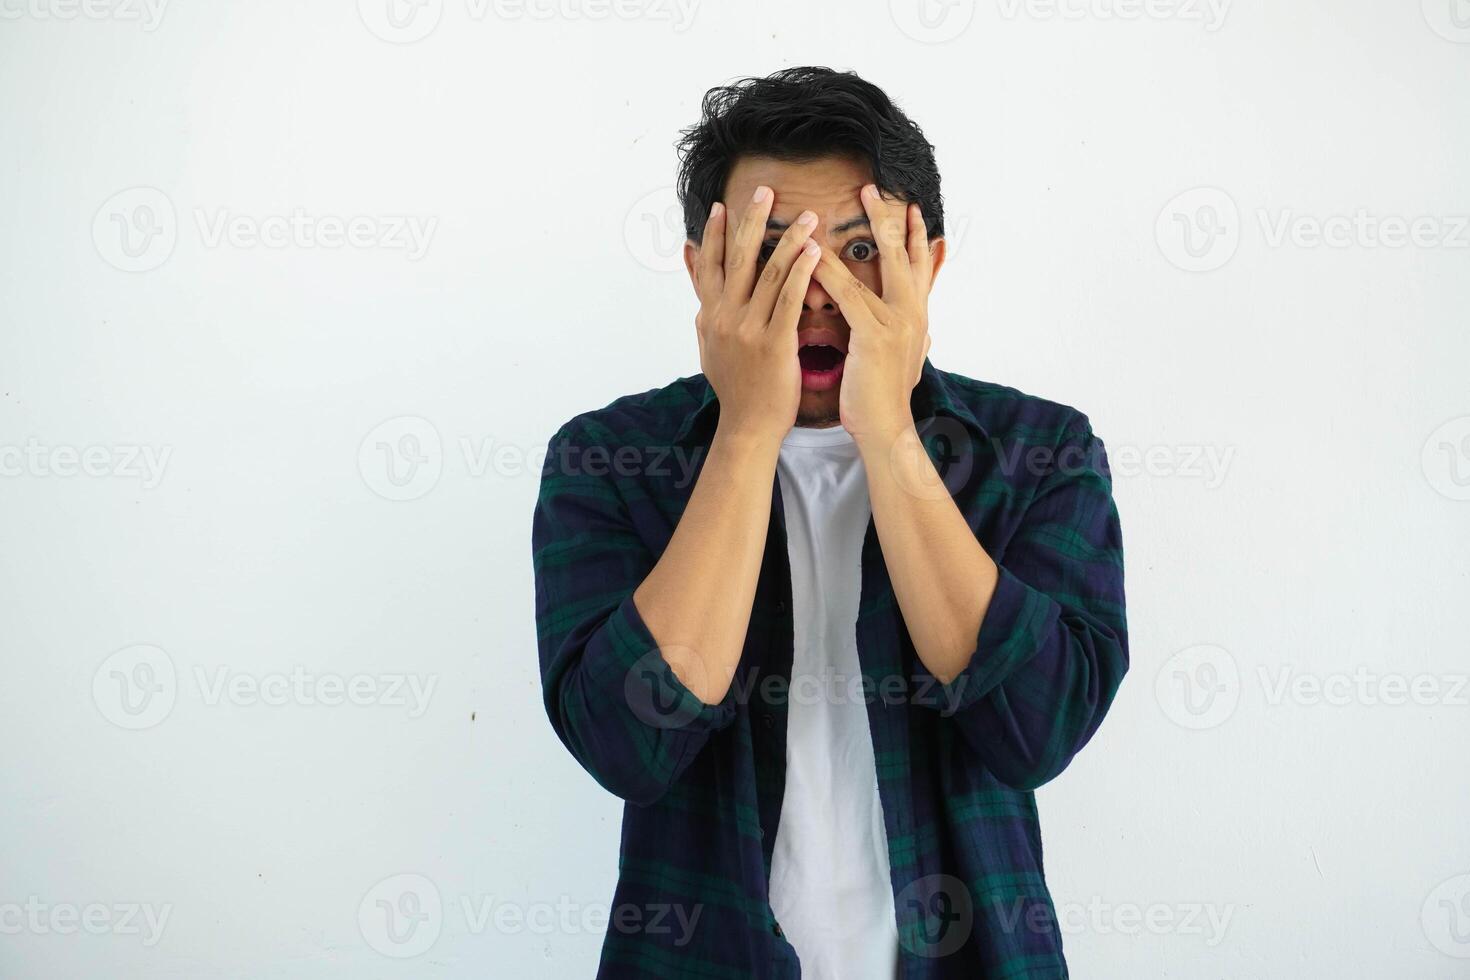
[797,343,846,392]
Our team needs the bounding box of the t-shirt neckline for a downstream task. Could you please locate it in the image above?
[781,423,856,449]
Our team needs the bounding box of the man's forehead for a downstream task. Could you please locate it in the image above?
[723,155,871,215]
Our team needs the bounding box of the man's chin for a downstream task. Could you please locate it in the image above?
[794,389,841,428]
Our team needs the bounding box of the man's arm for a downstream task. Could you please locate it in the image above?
[859,416,1128,791]
[532,189,820,805]
[814,185,1128,791]
[635,187,821,705]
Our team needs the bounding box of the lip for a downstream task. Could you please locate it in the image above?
[799,357,844,392]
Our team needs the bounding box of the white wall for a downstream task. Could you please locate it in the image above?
[1,0,1467,976]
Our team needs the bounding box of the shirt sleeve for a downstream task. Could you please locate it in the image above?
[910,414,1129,791]
[531,419,737,806]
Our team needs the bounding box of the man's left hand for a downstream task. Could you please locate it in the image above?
[811,183,936,444]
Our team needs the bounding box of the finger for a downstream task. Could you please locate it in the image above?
[861,183,914,306]
[811,244,888,325]
[749,209,818,325]
[769,238,822,333]
[695,201,726,307]
[726,184,775,302]
[906,202,934,292]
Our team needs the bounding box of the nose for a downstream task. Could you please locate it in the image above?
[803,274,837,314]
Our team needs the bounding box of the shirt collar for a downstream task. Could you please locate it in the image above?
[671,357,990,447]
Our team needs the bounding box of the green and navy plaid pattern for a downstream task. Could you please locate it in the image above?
[532,358,1128,979]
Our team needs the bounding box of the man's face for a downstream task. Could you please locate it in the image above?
[686,154,905,427]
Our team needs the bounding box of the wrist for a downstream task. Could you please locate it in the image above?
[711,417,786,457]
[852,415,917,456]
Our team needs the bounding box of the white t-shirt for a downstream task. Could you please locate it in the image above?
[768,422,900,979]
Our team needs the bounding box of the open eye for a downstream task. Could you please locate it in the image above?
[843,239,878,263]
[757,240,778,263]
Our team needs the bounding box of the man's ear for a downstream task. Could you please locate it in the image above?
[683,239,701,296]
[927,236,948,292]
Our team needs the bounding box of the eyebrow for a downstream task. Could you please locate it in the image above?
[764,214,870,235]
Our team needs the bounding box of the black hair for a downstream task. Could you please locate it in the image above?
[675,66,944,244]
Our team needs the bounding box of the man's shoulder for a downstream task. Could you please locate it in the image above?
[546,373,710,449]
[546,364,1101,448]
[928,363,1097,445]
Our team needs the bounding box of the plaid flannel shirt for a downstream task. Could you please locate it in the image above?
[532,357,1128,978]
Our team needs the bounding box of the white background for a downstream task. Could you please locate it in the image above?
[2,0,1468,976]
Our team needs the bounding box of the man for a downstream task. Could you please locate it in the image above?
[532,66,1127,979]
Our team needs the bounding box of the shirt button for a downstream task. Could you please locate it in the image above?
[761,714,774,729]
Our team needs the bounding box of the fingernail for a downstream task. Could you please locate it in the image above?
[710,202,724,219]
[797,210,817,227]
[803,239,820,257]
[752,185,770,203]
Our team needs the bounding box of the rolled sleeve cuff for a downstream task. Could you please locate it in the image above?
[912,564,1059,714]
[589,589,740,734]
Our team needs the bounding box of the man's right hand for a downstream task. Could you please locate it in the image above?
[693,185,821,442]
